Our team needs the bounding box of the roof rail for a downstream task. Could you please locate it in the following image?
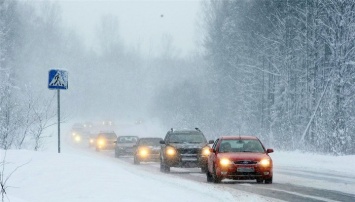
[171,128,174,132]
[195,128,201,132]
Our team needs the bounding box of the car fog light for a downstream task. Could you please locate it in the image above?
[264,172,269,175]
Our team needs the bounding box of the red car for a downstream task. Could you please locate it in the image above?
[206,136,273,184]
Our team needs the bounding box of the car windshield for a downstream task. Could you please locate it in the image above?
[118,136,138,143]
[219,139,265,153]
[138,138,162,146]
[168,132,207,143]
[99,133,117,139]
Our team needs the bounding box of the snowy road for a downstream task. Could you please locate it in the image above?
[92,148,355,202]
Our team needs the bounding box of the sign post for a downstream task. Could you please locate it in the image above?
[48,69,68,153]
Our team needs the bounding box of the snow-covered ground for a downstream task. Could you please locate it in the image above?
[1,121,355,202]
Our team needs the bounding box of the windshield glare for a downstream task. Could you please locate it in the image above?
[118,136,138,143]
[219,139,264,153]
[139,138,162,146]
[168,133,206,143]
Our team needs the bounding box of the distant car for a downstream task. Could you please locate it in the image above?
[133,137,163,164]
[206,136,273,184]
[159,128,214,173]
[114,136,139,157]
[95,132,117,151]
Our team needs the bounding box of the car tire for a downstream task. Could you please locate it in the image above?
[134,156,140,165]
[206,170,213,182]
[265,177,273,184]
[212,166,221,183]
[201,166,208,173]
[115,151,119,158]
[256,178,263,183]
[160,159,170,173]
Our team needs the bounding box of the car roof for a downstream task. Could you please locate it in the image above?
[170,129,201,134]
[220,136,259,140]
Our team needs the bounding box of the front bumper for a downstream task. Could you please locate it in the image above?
[217,164,273,180]
[165,154,208,168]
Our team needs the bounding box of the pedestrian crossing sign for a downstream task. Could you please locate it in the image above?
[48,69,68,90]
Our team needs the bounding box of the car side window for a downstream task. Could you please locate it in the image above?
[212,138,219,150]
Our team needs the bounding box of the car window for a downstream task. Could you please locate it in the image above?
[168,132,207,143]
[99,133,117,139]
[138,138,162,146]
[118,136,138,143]
[219,139,264,153]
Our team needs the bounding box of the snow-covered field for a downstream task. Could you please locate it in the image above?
[1,122,355,202]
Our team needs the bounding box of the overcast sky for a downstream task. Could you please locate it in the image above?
[58,0,203,56]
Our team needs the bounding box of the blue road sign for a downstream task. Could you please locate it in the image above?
[48,69,68,90]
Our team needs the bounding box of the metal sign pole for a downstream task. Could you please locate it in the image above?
[58,89,61,153]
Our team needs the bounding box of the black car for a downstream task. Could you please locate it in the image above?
[114,136,139,157]
[95,132,117,151]
[133,137,163,164]
[159,128,214,173]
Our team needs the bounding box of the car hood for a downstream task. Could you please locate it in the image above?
[169,143,207,149]
[117,143,136,147]
[139,145,160,150]
[218,152,270,161]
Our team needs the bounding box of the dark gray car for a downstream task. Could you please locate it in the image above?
[114,136,139,157]
[159,128,214,173]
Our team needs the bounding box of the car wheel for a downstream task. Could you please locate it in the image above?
[160,159,170,173]
[212,166,221,183]
[265,177,273,184]
[206,170,213,182]
[201,166,208,173]
[134,156,140,165]
[256,178,263,183]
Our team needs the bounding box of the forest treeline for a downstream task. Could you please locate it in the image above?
[1,0,354,154]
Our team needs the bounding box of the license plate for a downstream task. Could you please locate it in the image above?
[181,157,197,161]
[237,167,254,172]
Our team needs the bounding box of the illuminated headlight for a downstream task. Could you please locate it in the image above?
[202,147,210,156]
[72,132,76,136]
[98,139,105,146]
[90,139,94,143]
[220,158,233,166]
[259,159,271,167]
[74,136,81,142]
[166,147,176,156]
[139,148,149,157]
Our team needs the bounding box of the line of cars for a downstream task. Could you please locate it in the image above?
[71,124,274,184]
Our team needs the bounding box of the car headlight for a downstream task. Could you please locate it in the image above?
[98,139,105,146]
[139,148,149,157]
[166,146,176,156]
[74,135,81,142]
[90,139,94,143]
[259,159,271,167]
[202,147,210,156]
[72,132,76,136]
[220,158,233,166]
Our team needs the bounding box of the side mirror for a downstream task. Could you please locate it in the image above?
[209,148,216,153]
[266,148,274,153]
[160,140,165,144]
[208,140,214,144]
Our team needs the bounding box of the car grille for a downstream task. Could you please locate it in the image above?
[235,160,257,165]
[177,148,200,155]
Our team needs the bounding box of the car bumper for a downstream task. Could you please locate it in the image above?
[217,165,273,180]
[165,155,208,168]
[136,154,160,162]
